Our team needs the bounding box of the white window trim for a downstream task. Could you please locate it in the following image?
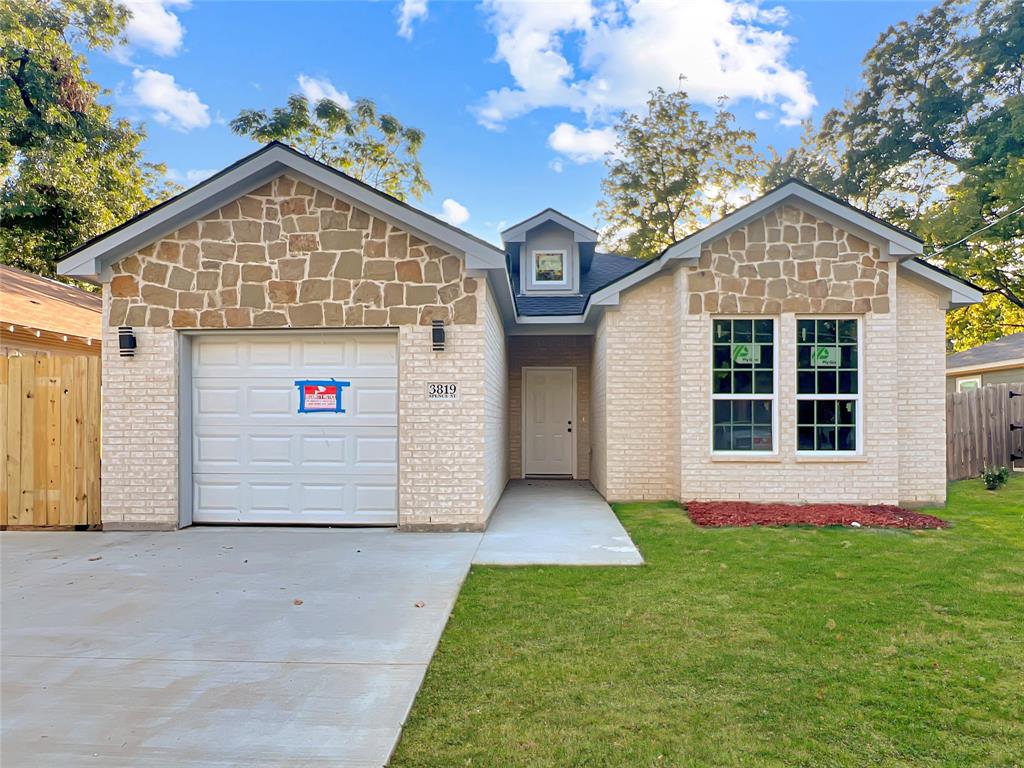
[795,316,864,457]
[956,376,982,392]
[709,316,779,456]
[531,249,568,285]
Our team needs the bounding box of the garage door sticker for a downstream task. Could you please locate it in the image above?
[294,379,352,413]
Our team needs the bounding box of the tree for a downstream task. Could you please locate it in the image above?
[1,0,172,279]
[597,86,764,259]
[766,0,1024,347]
[231,94,429,201]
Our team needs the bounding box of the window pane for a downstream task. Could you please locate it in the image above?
[534,251,564,282]
[816,400,837,425]
[817,370,837,394]
[797,371,816,394]
[838,370,857,394]
[733,370,753,394]
[817,319,837,343]
[838,319,857,343]
[713,370,731,394]
[838,400,856,425]
[797,344,812,369]
[754,370,773,394]
[841,344,857,369]
[733,319,753,342]
[713,398,773,452]
[798,426,815,451]
[838,426,856,451]
[713,345,731,368]
[797,397,858,452]
[798,319,815,343]
[714,319,731,342]
[797,399,814,423]
[754,319,773,343]
[816,426,836,451]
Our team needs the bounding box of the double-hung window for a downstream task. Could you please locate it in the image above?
[711,318,776,453]
[796,318,861,453]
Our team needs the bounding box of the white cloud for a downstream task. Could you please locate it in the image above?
[474,0,815,129]
[396,0,429,39]
[547,122,616,164]
[754,109,772,120]
[168,167,216,185]
[131,68,210,131]
[438,198,470,227]
[297,74,353,108]
[549,158,564,173]
[118,0,190,58]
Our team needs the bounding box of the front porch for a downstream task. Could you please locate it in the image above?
[475,480,642,566]
[508,335,592,481]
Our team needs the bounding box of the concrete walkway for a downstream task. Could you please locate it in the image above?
[1,528,481,767]
[474,480,644,566]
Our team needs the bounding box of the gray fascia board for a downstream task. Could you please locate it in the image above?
[59,144,507,277]
[662,184,923,262]
[501,210,599,243]
[899,259,983,307]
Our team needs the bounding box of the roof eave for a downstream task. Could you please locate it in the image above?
[58,143,506,279]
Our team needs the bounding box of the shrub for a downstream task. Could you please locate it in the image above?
[982,466,1010,491]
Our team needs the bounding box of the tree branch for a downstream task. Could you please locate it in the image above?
[8,50,43,119]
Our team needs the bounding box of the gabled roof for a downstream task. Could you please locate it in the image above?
[947,332,1024,373]
[58,141,507,279]
[0,264,101,340]
[501,208,599,243]
[510,253,646,316]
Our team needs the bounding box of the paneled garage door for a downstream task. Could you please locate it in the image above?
[191,332,398,525]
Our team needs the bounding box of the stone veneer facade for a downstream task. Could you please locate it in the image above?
[106,175,478,331]
[100,174,499,531]
[592,202,948,507]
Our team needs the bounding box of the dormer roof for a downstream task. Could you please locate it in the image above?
[501,208,599,243]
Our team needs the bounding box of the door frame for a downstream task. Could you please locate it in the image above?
[521,365,576,478]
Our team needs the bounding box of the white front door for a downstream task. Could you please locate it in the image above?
[523,367,574,476]
[190,331,398,525]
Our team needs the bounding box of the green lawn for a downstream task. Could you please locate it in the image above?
[391,478,1024,767]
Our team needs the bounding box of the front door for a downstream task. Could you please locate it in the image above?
[523,367,574,476]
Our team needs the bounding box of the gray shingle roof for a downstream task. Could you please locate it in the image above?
[509,252,647,316]
[947,332,1024,369]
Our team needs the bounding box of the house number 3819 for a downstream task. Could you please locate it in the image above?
[427,382,458,400]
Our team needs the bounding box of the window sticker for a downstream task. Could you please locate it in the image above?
[294,379,351,413]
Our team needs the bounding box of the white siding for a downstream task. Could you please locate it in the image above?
[589,317,608,497]
[483,282,508,517]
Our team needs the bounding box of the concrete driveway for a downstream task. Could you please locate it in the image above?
[1,528,481,767]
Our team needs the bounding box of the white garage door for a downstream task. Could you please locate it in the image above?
[190,332,398,525]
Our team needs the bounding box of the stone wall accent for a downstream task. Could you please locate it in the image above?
[107,174,478,330]
[507,335,591,480]
[687,204,890,315]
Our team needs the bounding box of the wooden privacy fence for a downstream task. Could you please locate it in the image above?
[1,354,101,528]
[946,382,1024,481]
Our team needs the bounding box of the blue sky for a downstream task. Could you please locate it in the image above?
[87,0,931,244]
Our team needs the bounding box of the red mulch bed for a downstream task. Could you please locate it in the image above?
[685,500,948,529]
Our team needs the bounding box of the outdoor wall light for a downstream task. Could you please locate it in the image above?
[118,326,137,358]
[432,319,445,352]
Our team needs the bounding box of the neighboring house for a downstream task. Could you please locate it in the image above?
[58,142,982,531]
[0,265,102,356]
[946,332,1024,393]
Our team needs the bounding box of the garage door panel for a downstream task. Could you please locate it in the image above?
[193,473,397,524]
[191,332,398,525]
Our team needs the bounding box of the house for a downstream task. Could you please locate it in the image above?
[58,142,982,530]
[946,332,1024,392]
[0,264,102,356]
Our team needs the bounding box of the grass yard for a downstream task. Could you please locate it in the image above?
[391,478,1024,767]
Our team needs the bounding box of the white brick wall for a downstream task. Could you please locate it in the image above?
[596,272,681,501]
[483,282,509,516]
[397,280,490,529]
[101,291,179,529]
[896,276,948,505]
[594,263,949,506]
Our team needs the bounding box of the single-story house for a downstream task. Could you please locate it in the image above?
[58,142,982,530]
[946,332,1024,392]
[1,264,102,356]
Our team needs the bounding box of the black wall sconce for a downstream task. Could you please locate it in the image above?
[118,326,137,358]
[431,319,445,352]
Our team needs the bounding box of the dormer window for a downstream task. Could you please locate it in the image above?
[533,250,567,285]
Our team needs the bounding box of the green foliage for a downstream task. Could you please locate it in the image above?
[597,86,764,259]
[766,0,1024,349]
[982,465,1010,490]
[231,94,429,201]
[1,0,173,279]
[946,292,1024,351]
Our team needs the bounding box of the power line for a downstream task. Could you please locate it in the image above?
[926,201,1024,257]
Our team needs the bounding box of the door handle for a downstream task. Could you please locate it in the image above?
[567,420,572,433]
